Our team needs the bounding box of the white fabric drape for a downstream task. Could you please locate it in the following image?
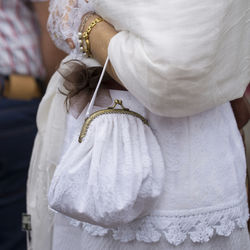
[104,0,250,116]
[26,54,101,250]
[26,71,68,250]
[48,0,250,117]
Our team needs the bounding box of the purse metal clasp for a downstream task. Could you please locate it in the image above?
[78,99,148,143]
[108,99,129,111]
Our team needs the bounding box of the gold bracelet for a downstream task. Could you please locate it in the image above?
[78,12,95,55]
[78,17,103,57]
[78,12,95,35]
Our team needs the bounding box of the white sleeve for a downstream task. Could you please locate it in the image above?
[47,0,94,53]
[95,0,250,117]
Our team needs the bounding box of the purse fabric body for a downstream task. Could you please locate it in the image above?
[48,103,165,227]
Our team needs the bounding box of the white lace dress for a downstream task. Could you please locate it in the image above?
[51,88,250,250]
[27,0,250,249]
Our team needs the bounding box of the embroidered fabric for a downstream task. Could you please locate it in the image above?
[50,89,249,247]
[48,0,94,53]
[49,110,166,227]
[27,69,249,249]
[68,198,248,246]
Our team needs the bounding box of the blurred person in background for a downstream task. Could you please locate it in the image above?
[0,1,65,250]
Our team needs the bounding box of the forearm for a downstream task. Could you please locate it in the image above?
[83,14,122,84]
[32,2,66,83]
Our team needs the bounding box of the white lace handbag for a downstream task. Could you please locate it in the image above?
[48,58,165,228]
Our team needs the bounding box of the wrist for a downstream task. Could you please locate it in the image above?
[78,12,117,73]
[82,13,100,32]
[79,12,96,33]
[78,14,103,57]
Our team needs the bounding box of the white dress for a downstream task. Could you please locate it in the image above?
[53,220,250,250]
[27,0,250,249]
[27,64,250,250]
[52,87,249,249]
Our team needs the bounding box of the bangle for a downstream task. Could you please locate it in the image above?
[78,12,95,55]
[78,17,103,57]
[79,12,95,34]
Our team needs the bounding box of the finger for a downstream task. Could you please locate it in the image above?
[66,38,75,49]
[85,0,89,2]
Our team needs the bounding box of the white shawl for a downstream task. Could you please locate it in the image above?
[103,0,250,116]
[48,0,250,117]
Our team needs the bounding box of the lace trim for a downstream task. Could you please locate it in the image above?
[48,0,94,53]
[68,199,249,246]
